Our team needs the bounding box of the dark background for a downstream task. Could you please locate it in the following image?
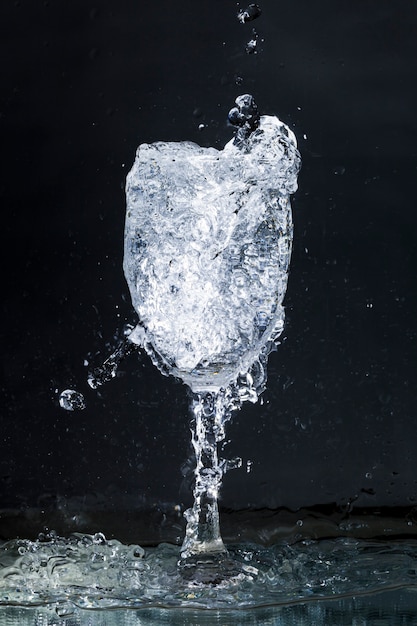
[1,0,417,541]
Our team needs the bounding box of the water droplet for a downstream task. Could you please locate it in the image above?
[296,519,303,527]
[245,36,258,55]
[333,165,346,175]
[198,123,206,131]
[59,389,86,411]
[365,472,373,479]
[246,460,253,473]
[237,4,262,23]
[228,94,260,141]
[226,456,242,471]
[123,323,135,337]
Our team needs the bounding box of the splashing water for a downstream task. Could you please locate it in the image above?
[52,96,302,597]
[3,97,417,619]
[87,335,138,389]
[57,96,299,566]
[1,533,417,612]
[123,97,300,560]
[123,101,299,394]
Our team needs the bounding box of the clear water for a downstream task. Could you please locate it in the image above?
[57,105,302,563]
[47,103,417,625]
[0,533,416,617]
[121,107,301,557]
[123,112,300,393]
[3,590,417,625]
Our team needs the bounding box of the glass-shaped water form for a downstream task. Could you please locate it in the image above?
[124,111,301,562]
[3,107,417,615]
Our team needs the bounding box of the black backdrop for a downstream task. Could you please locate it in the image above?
[1,0,417,541]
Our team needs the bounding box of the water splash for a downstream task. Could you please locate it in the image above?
[1,533,416,610]
[122,99,300,563]
[124,104,299,394]
[87,336,138,389]
[57,99,300,581]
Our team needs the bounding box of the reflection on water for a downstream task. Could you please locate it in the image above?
[2,588,417,625]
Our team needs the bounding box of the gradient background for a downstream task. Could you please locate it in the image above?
[1,0,417,542]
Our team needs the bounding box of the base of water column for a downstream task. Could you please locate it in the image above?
[178,551,249,585]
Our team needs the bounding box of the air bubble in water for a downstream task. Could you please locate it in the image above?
[237,4,262,23]
[59,389,86,411]
[92,532,107,545]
